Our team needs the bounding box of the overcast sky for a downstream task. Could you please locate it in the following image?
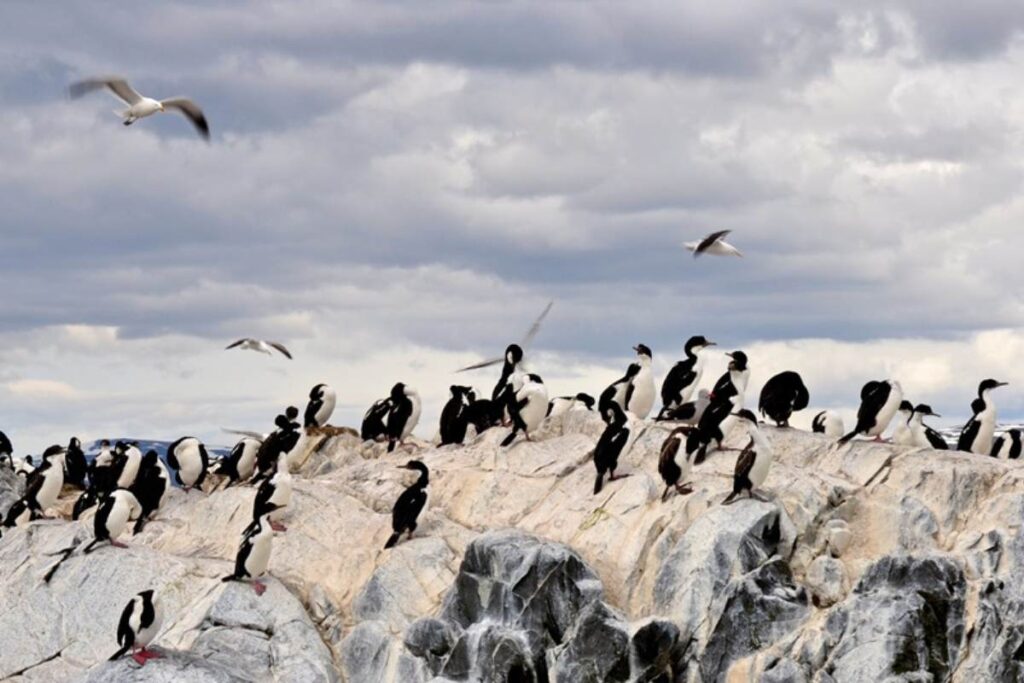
[3,1,1024,453]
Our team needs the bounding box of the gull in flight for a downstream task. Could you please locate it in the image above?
[457,301,553,372]
[225,339,293,359]
[684,230,743,258]
[68,76,210,141]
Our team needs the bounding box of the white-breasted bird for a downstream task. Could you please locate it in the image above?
[68,76,210,140]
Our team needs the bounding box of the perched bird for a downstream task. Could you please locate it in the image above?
[89,440,118,494]
[2,497,35,530]
[501,374,549,447]
[757,371,809,427]
[659,335,716,418]
[222,510,278,596]
[547,393,596,419]
[909,405,948,450]
[304,384,337,429]
[109,590,164,666]
[992,429,1022,459]
[254,407,301,478]
[455,301,553,374]
[64,437,88,489]
[659,426,695,501]
[252,453,292,532]
[113,441,143,489]
[384,461,429,549]
[593,402,634,495]
[130,451,170,534]
[85,489,143,553]
[656,389,711,425]
[463,398,502,436]
[811,410,845,438]
[685,230,743,258]
[23,445,67,515]
[166,437,210,491]
[485,344,525,406]
[225,338,292,359]
[600,364,641,417]
[686,351,751,463]
[624,344,656,419]
[722,410,774,505]
[361,399,392,442]
[837,380,903,444]
[386,383,422,453]
[212,437,261,486]
[69,76,210,140]
[0,430,12,458]
[891,401,916,446]
[958,379,1008,455]
[439,385,476,446]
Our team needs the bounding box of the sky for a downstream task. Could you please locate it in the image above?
[3,1,1024,453]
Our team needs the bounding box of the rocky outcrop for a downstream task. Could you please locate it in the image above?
[2,408,1024,681]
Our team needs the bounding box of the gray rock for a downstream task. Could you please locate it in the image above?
[548,602,631,683]
[629,619,680,682]
[806,555,848,608]
[823,555,966,681]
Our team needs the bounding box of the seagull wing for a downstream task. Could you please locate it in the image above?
[268,342,292,359]
[456,356,504,373]
[69,77,142,105]
[520,300,553,349]
[225,339,248,350]
[694,230,732,258]
[160,98,210,140]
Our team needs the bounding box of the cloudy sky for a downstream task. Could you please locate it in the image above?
[3,1,1024,453]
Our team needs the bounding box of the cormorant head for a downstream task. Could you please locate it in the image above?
[142,450,159,466]
[285,406,299,420]
[42,445,66,462]
[686,335,716,354]
[633,344,652,359]
[68,437,81,450]
[898,401,914,413]
[726,351,748,371]
[914,404,940,418]
[390,382,406,399]
[979,379,1008,396]
[400,460,430,483]
[506,344,524,364]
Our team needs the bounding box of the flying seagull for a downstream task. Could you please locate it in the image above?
[225,339,292,359]
[457,301,553,372]
[684,230,743,258]
[68,76,210,141]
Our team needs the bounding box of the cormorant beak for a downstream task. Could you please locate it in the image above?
[997,382,1009,387]
[725,352,734,358]
[705,341,717,347]
[930,412,941,418]
[632,346,640,352]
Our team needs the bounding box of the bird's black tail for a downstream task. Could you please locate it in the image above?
[384,533,400,549]
[593,473,604,495]
[661,485,672,502]
[836,429,859,445]
[387,439,397,454]
[221,574,238,583]
[109,643,130,662]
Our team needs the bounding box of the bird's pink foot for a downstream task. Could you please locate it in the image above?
[608,473,632,481]
[137,648,162,662]
[270,521,287,532]
[111,540,128,549]
[251,580,266,596]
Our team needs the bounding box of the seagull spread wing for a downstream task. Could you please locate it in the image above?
[225,339,248,350]
[694,230,732,257]
[268,342,293,359]
[221,428,266,441]
[521,300,553,349]
[160,98,210,140]
[69,77,143,105]
[456,356,504,373]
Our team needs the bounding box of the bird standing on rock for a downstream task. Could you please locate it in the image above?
[166,437,210,491]
[304,383,337,429]
[384,460,429,549]
[659,336,716,418]
[909,405,948,450]
[658,426,695,501]
[109,589,164,666]
[501,374,549,447]
[757,371,809,427]
[253,452,292,532]
[24,445,67,516]
[592,402,634,494]
[722,410,774,505]
[386,383,422,453]
[223,509,279,596]
[837,380,903,444]
[958,379,1007,455]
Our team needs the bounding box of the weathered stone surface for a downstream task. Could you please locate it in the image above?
[3,413,1024,682]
